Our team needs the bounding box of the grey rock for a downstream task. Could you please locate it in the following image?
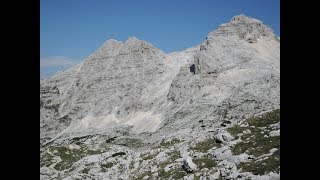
[269,130,280,137]
[229,153,252,164]
[151,165,158,173]
[213,146,233,161]
[182,156,197,173]
[184,174,195,180]
[208,171,221,180]
[215,130,234,144]
[270,122,280,130]
[156,152,167,163]
[62,176,75,180]
[218,160,237,178]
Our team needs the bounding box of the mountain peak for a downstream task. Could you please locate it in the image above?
[125,36,140,43]
[86,38,122,60]
[208,14,275,43]
[230,14,259,23]
[124,36,154,48]
[85,36,164,61]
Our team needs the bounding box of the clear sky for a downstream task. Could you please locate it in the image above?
[40,0,280,77]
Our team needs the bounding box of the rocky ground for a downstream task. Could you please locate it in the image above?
[41,14,280,179]
[40,110,279,179]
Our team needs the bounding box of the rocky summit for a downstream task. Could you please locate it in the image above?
[40,14,280,180]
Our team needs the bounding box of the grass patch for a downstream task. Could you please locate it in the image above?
[189,139,221,153]
[158,167,187,179]
[227,125,247,138]
[167,150,180,161]
[115,138,144,148]
[171,168,188,179]
[246,109,280,127]
[42,145,103,171]
[129,160,135,170]
[229,109,280,157]
[231,132,279,157]
[142,154,154,161]
[159,138,181,148]
[156,150,185,179]
[193,154,217,170]
[133,171,152,180]
[87,149,103,155]
[227,109,280,175]
[40,152,55,167]
[238,149,280,175]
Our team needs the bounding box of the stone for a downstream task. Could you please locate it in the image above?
[269,130,280,137]
[184,174,194,180]
[62,176,75,180]
[213,146,233,161]
[229,153,252,164]
[182,156,197,173]
[215,130,234,144]
[218,160,237,178]
[270,122,280,130]
[156,152,167,163]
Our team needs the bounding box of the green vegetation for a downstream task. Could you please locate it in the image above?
[246,109,280,127]
[40,152,55,167]
[159,138,181,148]
[40,145,104,171]
[133,171,152,180]
[227,125,247,138]
[155,150,185,179]
[141,154,154,161]
[115,137,144,148]
[227,109,280,175]
[158,167,187,179]
[193,154,217,170]
[189,139,221,153]
[228,109,280,157]
[167,150,180,161]
[232,135,279,157]
[129,160,135,170]
[238,149,280,175]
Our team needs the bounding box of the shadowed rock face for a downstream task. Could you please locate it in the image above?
[40,14,280,179]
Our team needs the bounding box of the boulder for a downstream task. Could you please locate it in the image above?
[182,156,197,173]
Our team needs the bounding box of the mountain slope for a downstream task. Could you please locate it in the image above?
[40,14,280,179]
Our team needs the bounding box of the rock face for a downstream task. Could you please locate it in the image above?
[40,14,280,179]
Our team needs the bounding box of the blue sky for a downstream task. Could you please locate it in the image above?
[40,0,280,77]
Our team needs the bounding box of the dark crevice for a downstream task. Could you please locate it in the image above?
[190,64,196,74]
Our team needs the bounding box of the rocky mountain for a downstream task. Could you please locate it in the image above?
[40,14,280,180]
